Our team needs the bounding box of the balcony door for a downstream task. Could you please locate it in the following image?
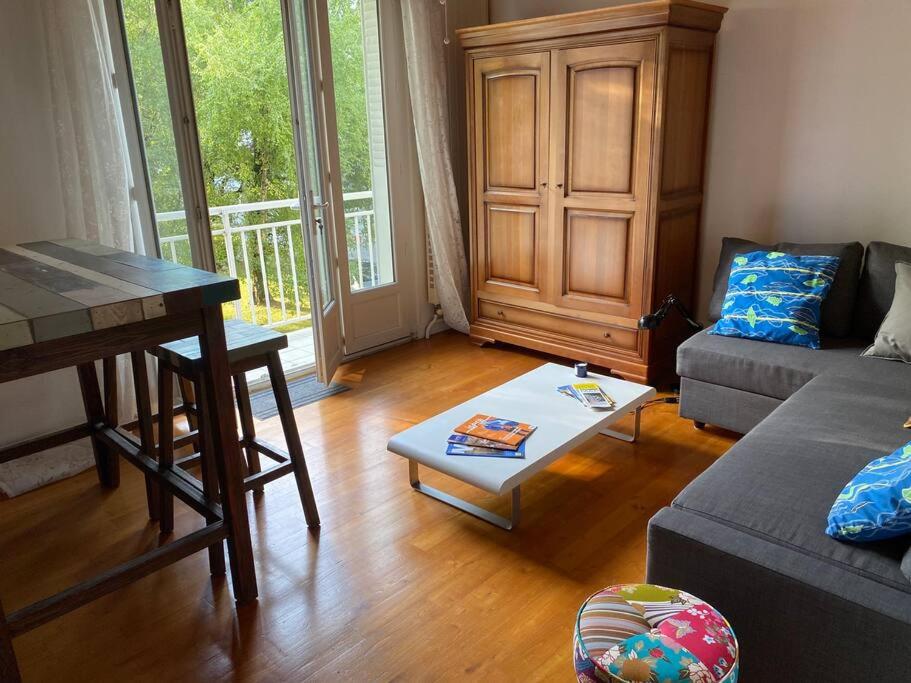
[282,0,343,382]
[121,0,412,382]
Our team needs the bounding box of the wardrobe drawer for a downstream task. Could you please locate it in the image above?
[477,300,638,350]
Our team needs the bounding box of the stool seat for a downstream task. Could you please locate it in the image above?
[153,319,287,376]
[573,583,739,682]
[150,319,319,543]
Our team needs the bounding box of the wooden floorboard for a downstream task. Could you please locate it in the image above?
[0,331,735,681]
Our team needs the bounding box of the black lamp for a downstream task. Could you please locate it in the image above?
[638,294,703,332]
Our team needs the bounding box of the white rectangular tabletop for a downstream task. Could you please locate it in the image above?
[387,363,655,495]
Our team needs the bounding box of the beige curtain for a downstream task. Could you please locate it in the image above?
[401,0,471,333]
[42,0,151,424]
[0,0,151,496]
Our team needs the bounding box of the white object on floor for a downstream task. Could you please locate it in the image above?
[0,438,95,498]
[387,362,655,529]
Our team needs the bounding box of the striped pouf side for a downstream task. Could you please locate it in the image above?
[573,584,739,683]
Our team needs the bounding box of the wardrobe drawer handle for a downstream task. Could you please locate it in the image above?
[496,309,505,317]
[603,331,612,339]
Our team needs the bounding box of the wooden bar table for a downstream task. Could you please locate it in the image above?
[0,239,258,682]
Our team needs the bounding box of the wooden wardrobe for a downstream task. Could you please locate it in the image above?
[459,1,726,383]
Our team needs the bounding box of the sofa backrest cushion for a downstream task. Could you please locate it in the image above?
[854,241,911,339]
[709,238,864,337]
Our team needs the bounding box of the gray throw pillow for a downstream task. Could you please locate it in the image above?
[708,237,864,337]
[853,241,911,339]
[863,262,911,363]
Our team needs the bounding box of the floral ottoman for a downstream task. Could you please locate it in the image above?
[572,583,739,682]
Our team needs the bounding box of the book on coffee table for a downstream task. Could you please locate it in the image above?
[446,440,527,458]
[448,433,518,451]
[453,414,536,448]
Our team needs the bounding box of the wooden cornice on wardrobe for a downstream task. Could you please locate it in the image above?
[457,1,727,49]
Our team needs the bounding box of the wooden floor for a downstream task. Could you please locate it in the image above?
[0,332,735,682]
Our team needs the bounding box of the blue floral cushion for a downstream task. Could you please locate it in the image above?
[827,441,911,542]
[709,250,840,349]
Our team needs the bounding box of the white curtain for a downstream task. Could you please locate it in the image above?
[401,0,471,334]
[42,0,150,422]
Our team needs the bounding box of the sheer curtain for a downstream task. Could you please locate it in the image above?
[41,0,149,423]
[401,0,471,334]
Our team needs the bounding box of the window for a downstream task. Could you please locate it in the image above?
[328,0,394,291]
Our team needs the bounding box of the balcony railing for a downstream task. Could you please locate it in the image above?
[155,191,377,329]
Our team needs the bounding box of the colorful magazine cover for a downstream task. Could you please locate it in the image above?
[447,433,518,451]
[446,440,527,458]
[572,382,615,409]
[453,414,536,447]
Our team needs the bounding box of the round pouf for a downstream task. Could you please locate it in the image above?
[573,583,738,683]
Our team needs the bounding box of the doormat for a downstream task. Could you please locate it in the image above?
[250,374,350,420]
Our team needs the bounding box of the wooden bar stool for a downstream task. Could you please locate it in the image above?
[150,319,320,534]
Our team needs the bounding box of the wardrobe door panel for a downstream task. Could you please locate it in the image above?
[486,74,537,190]
[485,205,538,288]
[568,65,636,195]
[551,40,657,319]
[564,210,630,300]
[472,52,550,302]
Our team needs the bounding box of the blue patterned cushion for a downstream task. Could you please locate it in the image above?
[827,441,911,542]
[709,250,840,349]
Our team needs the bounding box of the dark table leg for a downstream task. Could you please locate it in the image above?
[76,362,120,488]
[157,362,175,534]
[102,356,118,427]
[131,351,161,523]
[194,381,227,577]
[198,305,258,603]
[0,599,20,683]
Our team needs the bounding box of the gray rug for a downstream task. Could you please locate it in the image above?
[250,374,349,419]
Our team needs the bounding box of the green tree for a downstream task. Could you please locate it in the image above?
[123,0,375,322]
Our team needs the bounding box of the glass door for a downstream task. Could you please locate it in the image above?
[282,0,344,382]
[121,0,343,383]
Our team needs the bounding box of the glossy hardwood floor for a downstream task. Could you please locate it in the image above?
[0,332,735,681]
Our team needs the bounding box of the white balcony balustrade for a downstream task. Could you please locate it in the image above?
[155,191,378,330]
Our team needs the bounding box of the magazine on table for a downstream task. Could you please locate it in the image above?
[453,414,536,448]
[448,433,519,451]
[557,383,616,410]
[446,440,527,458]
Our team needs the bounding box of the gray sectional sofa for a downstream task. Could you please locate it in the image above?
[647,240,911,680]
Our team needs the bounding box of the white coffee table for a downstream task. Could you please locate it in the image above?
[387,363,656,530]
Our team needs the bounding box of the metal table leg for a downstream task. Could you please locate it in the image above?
[600,405,642,443]
[409,460,520,530]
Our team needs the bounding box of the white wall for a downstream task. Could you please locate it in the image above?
[488,0,911,318]
[0,1,87,445]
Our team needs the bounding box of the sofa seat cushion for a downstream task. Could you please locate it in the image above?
[672,371,911,592]
[677,328,867,400]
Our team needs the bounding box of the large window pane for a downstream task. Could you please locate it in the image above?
[328,0,394,290]
[122,0,191,266]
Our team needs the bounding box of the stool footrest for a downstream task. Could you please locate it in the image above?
[244,437,290,464]
[245,462,294,491]
[98,427,221,519]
